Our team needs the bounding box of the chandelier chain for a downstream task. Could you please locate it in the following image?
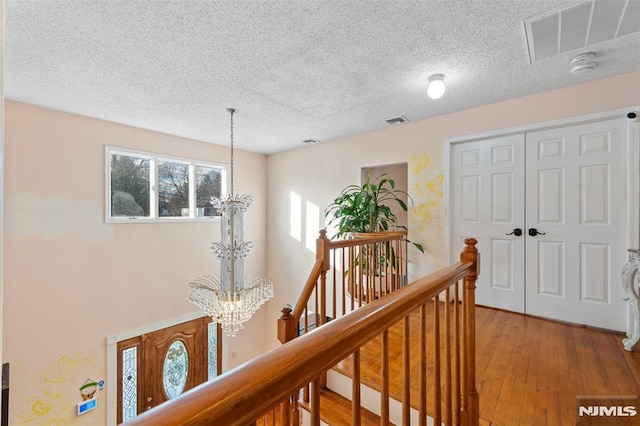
[227,108,236,293]
[228,107,236,196]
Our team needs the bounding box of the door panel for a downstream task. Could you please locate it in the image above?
[537,240,564,297]
[525,118,627,331]
[144,320,206,411]
[451,134,526,312]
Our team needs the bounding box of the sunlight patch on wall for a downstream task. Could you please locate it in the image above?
[305,201,319,253]
[289,191,302,242]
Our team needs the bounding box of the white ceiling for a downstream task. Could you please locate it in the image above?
[5,0,640,154]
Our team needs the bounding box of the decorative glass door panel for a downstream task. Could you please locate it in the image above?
[144,320,205,410]
[117,336,143,423]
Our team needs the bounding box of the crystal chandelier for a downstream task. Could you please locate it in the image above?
[188,108,274,337]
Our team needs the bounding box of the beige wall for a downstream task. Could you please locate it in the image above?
[265,70,640,348]
[2,102,270,424]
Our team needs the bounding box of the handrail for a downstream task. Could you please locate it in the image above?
[126,252,477,426]
[277,258,324,344]
[324,230,406,250]
[291,259,324,322]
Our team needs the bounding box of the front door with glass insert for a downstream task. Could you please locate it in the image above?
[117,317,221,423]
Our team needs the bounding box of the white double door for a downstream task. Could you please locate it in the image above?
[451,117,627,331]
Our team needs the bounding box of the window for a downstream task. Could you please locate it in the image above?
[107,147,226,222]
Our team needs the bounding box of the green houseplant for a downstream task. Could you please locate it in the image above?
[324,172,424,253]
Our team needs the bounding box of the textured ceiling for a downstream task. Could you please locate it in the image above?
[5,0,640,154]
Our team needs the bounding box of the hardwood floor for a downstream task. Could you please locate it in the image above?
[333,305,640,425]
[474,307,640,425]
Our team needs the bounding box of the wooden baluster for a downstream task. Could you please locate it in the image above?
[304,305,308,335]
[281,397,290,426]
[383,241,389,297]
[303,383,310,404]
[367,242,374,303]
[460,289,468,424]
[349,246,355,311]
[401,238,406,289]
[419,304,427,426]
[302,301,310,402]
[353,349,361,426]
[453,281,461,425]
[372,241,377,302]
[396,238,401,291]
[380,240,385,299]
[342,247,347,316]
[314,286,319,331]
[401,238,407,289]
[332,249,337,320]
[444,287,452,426]
[434,296,442,425]
[311,377,321,426]
[402,315,411,425]
[320,269,327,327]
[381,330,390,426]
[358,245,364,307]
[461,238,479,426]
[293,393,300,426]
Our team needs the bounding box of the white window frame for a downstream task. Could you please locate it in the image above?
[106,146,227,223]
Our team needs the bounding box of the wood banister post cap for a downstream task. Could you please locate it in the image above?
[463,238,478,251]
[461,237,479,278]
[319,229,328,239]
[280,306,292,319]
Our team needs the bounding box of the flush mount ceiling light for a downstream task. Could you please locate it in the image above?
[570,52,597,75]
[427,74,446,99]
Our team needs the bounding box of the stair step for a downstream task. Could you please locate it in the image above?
[299,388,384,426]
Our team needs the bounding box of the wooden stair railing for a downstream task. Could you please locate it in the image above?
[279,230,410,343]
[126,238,479,426]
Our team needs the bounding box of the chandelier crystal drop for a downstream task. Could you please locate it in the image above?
[188,108,274,337]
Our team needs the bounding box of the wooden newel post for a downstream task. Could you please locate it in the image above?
[278,306,297,344]
[460,238,479,426]
[317,230,329,327]
[317,229,331,272]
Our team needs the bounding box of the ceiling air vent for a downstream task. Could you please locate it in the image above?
[385,116,408,125]
[523,0,640,63]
